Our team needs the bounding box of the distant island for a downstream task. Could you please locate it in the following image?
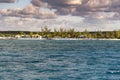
[0,27,120,40]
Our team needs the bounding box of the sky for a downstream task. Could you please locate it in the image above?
[0,0,120,31]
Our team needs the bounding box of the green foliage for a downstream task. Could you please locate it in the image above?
[0,28,120,39]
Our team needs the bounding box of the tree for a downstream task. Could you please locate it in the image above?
[74,32,81,38]
[41,26,51,38]
[114,30,120,38]
[20,31,25,35]
[82,29,91,38]
[58,28,66,38]
[68,28,75,38]
[53,28,59,38]
[96,31,104,38]
[30,32,33,38]
[105,32,111,38]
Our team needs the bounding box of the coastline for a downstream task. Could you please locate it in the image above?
[0,37,120,41]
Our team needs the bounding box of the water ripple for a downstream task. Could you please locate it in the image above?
[0,40,120,80]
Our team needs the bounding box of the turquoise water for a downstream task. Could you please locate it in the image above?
[0,40,120,80]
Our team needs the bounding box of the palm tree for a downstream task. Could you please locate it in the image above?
[114,30,120,38]
[30,32,33,38]
[74,32,81,38]
[68,28,75,38]
[53,28,59,38]
[58,28,66,38]
[82,29,90,38]
[41,26,51,38]
[105,32,111,38]
[20,31,25,35]
[96,31,104,38]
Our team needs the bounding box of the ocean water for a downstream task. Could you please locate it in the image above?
[0,40,120,80]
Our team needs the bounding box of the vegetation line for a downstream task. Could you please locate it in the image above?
[0,27,120,39]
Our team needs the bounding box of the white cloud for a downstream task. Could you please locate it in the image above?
[0,0,120,31]
[0,16,120,31]
[0,4,57,19]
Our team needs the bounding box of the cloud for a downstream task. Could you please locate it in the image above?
[31,0,120,19]
[0,0,15,3]
[0,16,120,31]
[31,0,46,7]
[1,0,119,19]
[0,0,120,31]
[0,5,57,19]
[85,12,116,19]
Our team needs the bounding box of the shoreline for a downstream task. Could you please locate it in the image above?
[0,37,120,40]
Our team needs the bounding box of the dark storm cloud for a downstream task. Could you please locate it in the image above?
[0,0,15,3]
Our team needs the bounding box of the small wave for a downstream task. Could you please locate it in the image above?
[106,71,120,74]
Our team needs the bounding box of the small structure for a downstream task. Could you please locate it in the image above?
[80,35,86,38]
[15,35,21,38]
[15,35,42,39]
[38,36,42,39]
